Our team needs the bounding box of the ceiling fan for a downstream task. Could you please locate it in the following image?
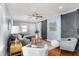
[28,11,43,20]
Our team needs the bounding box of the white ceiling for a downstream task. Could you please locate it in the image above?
[7,3,79,21]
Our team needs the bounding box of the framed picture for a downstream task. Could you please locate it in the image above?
[49,21,57,31]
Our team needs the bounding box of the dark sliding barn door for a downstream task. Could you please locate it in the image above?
[41,20,47,39]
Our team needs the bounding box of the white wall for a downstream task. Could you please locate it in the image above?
[0,4,9,56]
[47,16,61,41]
[28,23,36,35]
[28,22,41,36]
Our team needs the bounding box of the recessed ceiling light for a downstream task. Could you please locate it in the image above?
[59,6,63,10]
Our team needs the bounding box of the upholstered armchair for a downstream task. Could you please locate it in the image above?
[60,38,78,51]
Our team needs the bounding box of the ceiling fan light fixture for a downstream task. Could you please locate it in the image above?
[32,16,36,19]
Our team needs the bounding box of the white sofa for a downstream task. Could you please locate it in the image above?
[60,38,78,51]
[22,44,48,56]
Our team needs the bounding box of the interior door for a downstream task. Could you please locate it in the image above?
[41,20,47,39]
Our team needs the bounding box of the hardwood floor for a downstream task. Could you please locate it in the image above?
[48,48,79,56]
[48,48,61,56]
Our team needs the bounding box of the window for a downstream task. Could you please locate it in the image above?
[21,25,28,32]
[11,25,28,34]
[11,26,20,34]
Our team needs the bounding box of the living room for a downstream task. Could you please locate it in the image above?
[0,3,79,56]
